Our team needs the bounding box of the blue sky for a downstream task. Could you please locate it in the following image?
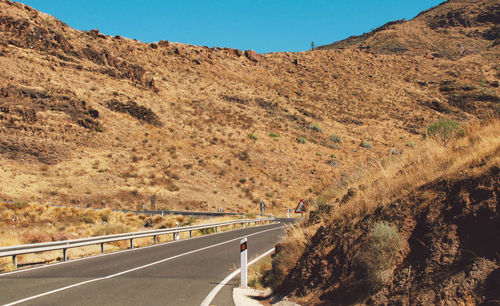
[20,0,444,53]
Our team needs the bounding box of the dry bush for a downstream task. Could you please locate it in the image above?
[52,232,77,241]
[24,230,52,244]
[358,221,401,290]
[92,223,131,236]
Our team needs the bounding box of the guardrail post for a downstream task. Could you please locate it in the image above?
[101,243,105,254]
[153,235,157,244]
[215,226,218,233]
[63,248,67,261]
[12,255,17,269]
[130,238,134,249]
[189,230,192,238]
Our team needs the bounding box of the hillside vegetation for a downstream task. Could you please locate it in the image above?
[0,0,498,214]
[267,119,499,304]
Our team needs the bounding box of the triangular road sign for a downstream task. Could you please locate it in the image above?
[295,199,307,213]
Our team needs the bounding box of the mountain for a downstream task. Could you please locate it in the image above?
[316,0,500,60]
[0,0,498,214]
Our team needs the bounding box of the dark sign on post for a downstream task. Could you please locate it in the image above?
[260,201,266,212]
[150,195,156,211]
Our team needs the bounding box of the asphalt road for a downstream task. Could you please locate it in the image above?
[0,222,287,306]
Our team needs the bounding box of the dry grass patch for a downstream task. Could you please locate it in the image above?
[0,204,245,272]
[322,119,500,222]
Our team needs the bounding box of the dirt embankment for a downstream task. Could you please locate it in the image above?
[276,165,500,305]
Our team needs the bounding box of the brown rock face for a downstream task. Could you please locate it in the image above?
[244,50,260,62]
[277,166,500,305]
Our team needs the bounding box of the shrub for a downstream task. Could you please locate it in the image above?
[24,231,52,243]
[269,131,280,139]
[309,123,322,132]
[99,209,111,222]
[297,137,307,144]
[330,134,341,143]
[92,223,130,236]
[406,141,415,148]
[361,221,401,290]
[425,119,465,143]
[80,215,96,224]
[360,140,372,149]
[248,133,258,140]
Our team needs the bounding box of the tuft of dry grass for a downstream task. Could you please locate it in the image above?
[248,254,273,289]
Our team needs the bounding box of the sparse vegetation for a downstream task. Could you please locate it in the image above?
[0,203,244,271]
[309,123,322,132]
[330,134,341,143]
[269,131,280,139]
[425,119,465,143]
[248,254,273,289]
[248,133,258,140]
[360,140,372,149]
[297,137,307,144]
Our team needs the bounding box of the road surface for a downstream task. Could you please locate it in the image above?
[0,222,287,305]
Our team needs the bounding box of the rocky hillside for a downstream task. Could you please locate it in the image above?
[278,165,500,304]
[317,0,500,60]
[0,0,498,213]
[269,121,500,304]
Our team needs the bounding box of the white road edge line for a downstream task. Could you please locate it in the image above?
[200,247,275,306]
[4,226,283,306]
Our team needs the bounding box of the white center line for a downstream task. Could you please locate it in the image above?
[4,226,283,306]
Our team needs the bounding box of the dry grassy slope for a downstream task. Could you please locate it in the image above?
[278,163,500,305]
[317,0,500,60]
[0,0,499,213]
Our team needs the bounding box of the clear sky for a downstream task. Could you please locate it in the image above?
[19,0,444,54]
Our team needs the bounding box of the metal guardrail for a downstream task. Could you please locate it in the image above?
[0,217,276,270]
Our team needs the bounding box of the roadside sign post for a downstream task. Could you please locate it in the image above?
[150,195,156,211]
[240,237,248,288]
[295,199,307,218]
[260,201,266,216]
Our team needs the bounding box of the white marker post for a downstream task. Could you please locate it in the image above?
[240,237,248,288]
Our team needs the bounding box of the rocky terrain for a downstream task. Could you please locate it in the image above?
[0,0,498,216]
[275,159,500,304]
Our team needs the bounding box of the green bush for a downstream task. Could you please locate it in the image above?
[361,221,401,290]
[406,141,415,148]
[309,123,322,132]
[425,120,465,143]
[269,132,280,139]
[297,137,307,144]
[360,140,372,149]
[248,133,258,140]
[329,134,341,143]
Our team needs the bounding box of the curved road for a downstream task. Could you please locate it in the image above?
[0,222,287,306]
